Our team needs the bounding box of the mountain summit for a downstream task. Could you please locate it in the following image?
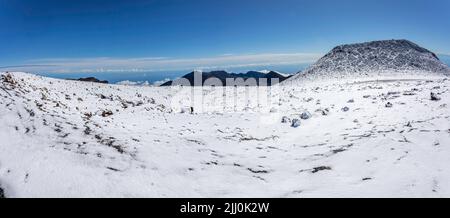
[286,39,450,82]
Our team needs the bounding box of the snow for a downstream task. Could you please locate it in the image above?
[258,69,291,77]
[1,71,450,197]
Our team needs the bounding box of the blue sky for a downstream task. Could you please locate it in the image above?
[1,0,449,73]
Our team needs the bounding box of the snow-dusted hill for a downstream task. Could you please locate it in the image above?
[285,40,450,84]
[1,71,450,197]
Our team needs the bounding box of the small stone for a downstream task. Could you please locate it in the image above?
[101,110,113,117]
[300,111,312,120]
[304,97,314,102]
[291,119,301,128]
[311,166,331,173]
[347,99,355,103]
[385,102,393,108]
[281,116,290,123]
[431,92,441,101]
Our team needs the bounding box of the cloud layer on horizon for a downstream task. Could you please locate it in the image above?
[1,53,322,73]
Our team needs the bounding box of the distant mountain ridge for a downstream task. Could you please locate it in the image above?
[68,77,109,84]
[286,39,450,83]
[160,70,291,86]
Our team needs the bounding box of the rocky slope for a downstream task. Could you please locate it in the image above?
[285,40,450,83]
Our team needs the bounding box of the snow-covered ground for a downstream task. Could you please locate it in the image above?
[1,72,450,197]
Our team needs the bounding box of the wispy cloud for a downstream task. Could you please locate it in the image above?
[1,53,322,73]
[438,53,450,57]
[0,64,58,69]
